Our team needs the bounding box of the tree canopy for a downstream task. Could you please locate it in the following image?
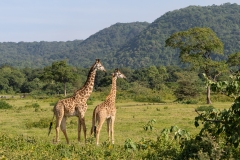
[42,61,78,96]
[165,27,227,104]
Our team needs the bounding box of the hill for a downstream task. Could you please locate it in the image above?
[113,3,240,68]
[66,22,149,68]
[0,3,240,69]
[0,22,149,68]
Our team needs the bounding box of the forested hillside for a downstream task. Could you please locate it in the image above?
[0,3,240,69]
[114,3,240,68]
[68,22,149,68]
[0,40,83,68]
[0,22,149,68]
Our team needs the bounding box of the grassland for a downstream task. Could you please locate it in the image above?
[0,96,233,159]
[0,97,231,144]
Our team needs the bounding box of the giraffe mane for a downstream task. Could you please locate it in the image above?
[72,62,96,96]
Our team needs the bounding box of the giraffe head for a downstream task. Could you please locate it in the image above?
[93,59,106,72]
[113,68,126,79]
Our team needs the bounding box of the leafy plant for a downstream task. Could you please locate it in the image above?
[179,133,226,160]
[195,74,240,148]
[124,138,137,152]
[24,103,40,108]
[161,125,190,142]
[195,105,215,112]
[25,118,50,129]
[143,119,156,131]
[0,100,13,109]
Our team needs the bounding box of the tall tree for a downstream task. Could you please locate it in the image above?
[0,65,25,93]
[165,27,226,104]
[227,52,240,75]
[42,61,77,96]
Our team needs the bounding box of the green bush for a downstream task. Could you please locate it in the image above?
[24,103,40,109]
[49,102,56,106]
[25,118,50,129]
[195,105,215,112]
[0,100,13,109]
[183,99,198,104]
[180,134,226,159]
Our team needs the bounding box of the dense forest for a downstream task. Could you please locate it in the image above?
[0,22,149,68]
[114,3,240,68]
[0,3,240,69]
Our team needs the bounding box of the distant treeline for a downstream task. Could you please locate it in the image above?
[0,63,210,103]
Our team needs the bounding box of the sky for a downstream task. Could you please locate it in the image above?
[0,0,239,42]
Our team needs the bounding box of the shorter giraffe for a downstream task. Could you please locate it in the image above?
[91,68,126,145]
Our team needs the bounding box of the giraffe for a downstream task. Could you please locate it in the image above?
[48,59,106,144]
[90,68,126,145]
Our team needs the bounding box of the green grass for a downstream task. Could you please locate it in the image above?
[0,98,231,144]
[0,97,233,159]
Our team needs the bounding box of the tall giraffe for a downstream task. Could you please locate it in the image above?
[48,59,106,144]
[91,68,126,145]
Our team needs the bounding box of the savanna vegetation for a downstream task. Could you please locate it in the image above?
[0,33,239,158]
[1,3,240,159]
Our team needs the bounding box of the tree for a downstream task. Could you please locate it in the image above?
[0,65,25,93]
[42,61,77,96]
[165,27,227,104]
[195,74,240,148]
[227,52,240,74]
[173,71,201,101]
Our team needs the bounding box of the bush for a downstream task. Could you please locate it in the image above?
[25,118,50,129]
[174,80,199,101]
[180,134,226,159]
[0,100,13,109]
[183,99,198,104]
[24,103,40,109]
[195,105,215,112]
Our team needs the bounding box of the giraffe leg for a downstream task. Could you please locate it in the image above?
[96,118,105,145]
[60,116,69,144]
[55,115,63,143]
[81,117,87,143]
[107,118,111,142]
[78,118,81,142]
[110,116,115,144]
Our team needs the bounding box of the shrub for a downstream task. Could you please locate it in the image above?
[24,103,40,109]
[25,118,50,129]
[195,105,215,112]
[0,100,13,109]
[174,80,199,101]
[87,97,94,105]
[49,102,56,106]
[183,99,198,104]
[180,133,226,160]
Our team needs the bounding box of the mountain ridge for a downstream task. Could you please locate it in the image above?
[0,3,239,69]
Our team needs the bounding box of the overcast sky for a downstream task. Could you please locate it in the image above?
[0,0,239,42]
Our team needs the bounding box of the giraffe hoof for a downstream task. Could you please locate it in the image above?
[52,139,60,144]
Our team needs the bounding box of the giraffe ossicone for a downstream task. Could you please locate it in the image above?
[91,68,126,145]
[48,59,106,144]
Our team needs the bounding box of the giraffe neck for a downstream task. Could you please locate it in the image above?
[107,76,117,101]
[74,66,96,100]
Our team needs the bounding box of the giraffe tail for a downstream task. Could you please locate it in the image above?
[48,114,55,136]
[91,107,97,137]
[93,126,96,137]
